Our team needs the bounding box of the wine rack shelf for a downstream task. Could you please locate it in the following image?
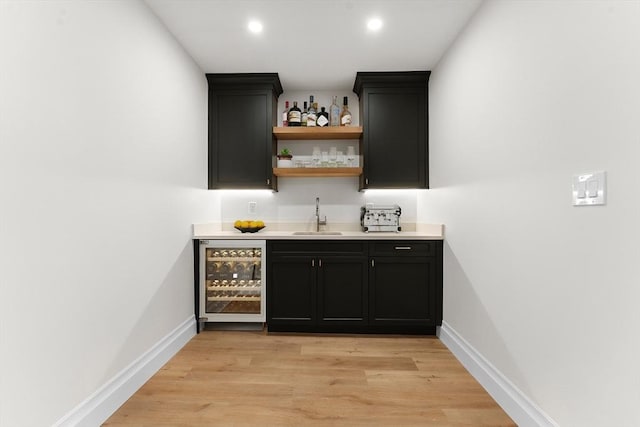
[207,257,259,262]
[208,296,261,302]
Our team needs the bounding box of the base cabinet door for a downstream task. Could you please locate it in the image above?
[267,255,316,327]
[317,256,368,327]
[369,257,436,326]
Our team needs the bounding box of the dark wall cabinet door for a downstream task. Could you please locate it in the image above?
[353,71,430,189]
[207,74,282,190]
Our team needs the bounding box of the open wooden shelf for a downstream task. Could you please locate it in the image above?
[273,167,362,178]
[273,126,362,140]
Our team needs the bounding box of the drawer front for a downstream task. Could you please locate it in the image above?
[269,240,367,255]
[369,241,437,257]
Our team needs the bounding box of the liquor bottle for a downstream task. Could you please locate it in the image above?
[307,99,317,127]
[307,95,315,115]
[340,96,352,126]
[287,101,301,126]
[282,101,289,127]
[317,107,329,127]
[329,96,340,126]
[301,101,308,127]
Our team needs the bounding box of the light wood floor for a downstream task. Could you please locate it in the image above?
[104,330,516,426]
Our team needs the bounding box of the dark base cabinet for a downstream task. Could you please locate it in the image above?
[267,240,443,335]
[267,241,368,332]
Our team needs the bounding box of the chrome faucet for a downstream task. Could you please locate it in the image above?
[315,197,327,232]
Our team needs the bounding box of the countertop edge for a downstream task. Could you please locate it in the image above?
[192,225,444,240]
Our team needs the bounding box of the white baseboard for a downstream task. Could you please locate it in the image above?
[438,321,558,427]
[54,316,197,427]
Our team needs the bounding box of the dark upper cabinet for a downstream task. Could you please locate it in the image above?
[207,73,283,190]
[353,71,430,189]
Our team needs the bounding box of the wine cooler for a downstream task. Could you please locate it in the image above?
[199,240,266,323]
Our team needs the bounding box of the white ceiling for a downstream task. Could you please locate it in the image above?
[145,0,482,91]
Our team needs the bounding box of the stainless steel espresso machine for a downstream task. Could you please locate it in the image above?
[360,205,402,232]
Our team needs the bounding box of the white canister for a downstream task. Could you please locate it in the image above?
[277,159,293,168]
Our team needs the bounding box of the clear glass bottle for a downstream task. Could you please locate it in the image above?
[340,96,352,126]
[301,101,308,127]
[307,96,317,127]
[282,100,289,127]
[317,106,329,127]
[329,96,340,127]
[287,101,301,127]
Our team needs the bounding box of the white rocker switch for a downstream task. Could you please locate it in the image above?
[577,182,587,199]
[587,180,599,198]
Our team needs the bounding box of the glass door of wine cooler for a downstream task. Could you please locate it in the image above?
[199,240,266,322]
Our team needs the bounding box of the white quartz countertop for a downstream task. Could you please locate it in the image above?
[193,223,444,240]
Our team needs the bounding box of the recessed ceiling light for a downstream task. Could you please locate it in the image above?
[367,18,383,32]
[248,20,263,34]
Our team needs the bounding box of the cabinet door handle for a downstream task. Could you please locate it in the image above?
[371,259,375,267]
[319,259,322,267]
[395,246,412,250]
[266,178,270,185]
[311,259,315,267]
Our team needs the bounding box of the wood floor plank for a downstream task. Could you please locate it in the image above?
[249,353,419,371]
[103,331,516,426]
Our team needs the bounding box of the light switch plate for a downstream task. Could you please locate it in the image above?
[248,201,257,214]
[572,171,606,206]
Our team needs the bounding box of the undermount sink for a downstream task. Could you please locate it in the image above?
[292,231,343,236]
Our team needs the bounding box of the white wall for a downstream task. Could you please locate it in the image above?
[0,1,218,426]
[217,185,420,230]
[423,1,640,425]
[217,90,420,230]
